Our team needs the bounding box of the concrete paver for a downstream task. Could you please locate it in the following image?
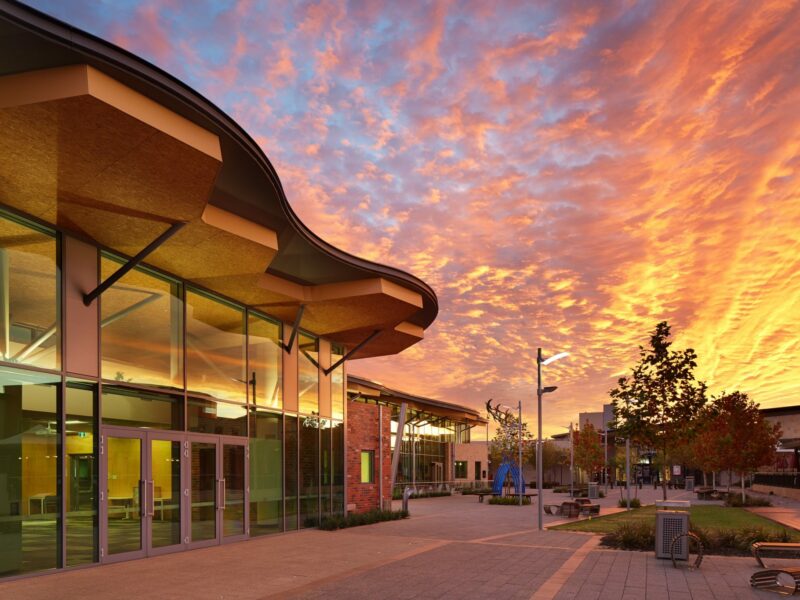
[0,492,795,599]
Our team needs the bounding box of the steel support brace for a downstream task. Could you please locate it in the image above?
[282,304,306,353]
[83,222,186,305]
[323,329,382,375]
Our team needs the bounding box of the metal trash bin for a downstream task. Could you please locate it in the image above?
[685,476,695,492]
[587,482,598,499]
[656,509,689,560]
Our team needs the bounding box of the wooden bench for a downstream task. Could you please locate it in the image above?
[752,542,800,568]
[750,567,800,595]
[573,497,600,515]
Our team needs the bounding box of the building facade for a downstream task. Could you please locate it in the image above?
[346,375,486,509]
[0,2,437,579]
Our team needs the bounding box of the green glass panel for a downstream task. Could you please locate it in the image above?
[249,410,282,536]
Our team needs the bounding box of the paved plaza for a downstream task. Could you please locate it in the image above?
[1,489,797,599]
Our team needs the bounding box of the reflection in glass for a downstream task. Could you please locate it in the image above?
[101,386,182,430]
[151,440,181,548]
[186,290,246,403]
[331,345,344,420]
[298,334,318,415]
[299,418,319,528]
[191,442,216,542]
[0,212,59,370]
[284,416,298,531]
[101,256,182,389]
[188,398,247,436]
[107,436,142,556]
[248,313,282,409]
[250,410,282,536]
[223,445,245,537]
[65,381,97,566]
[0,367,59,577]
[332,421,345,516]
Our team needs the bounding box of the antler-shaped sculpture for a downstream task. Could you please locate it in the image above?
[486,398,515,425]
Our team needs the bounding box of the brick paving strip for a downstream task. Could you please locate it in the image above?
[264,539,452,600]
[529,535,601,600]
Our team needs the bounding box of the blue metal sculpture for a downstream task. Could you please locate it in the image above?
[487,399,526,496]
[492,460,525,495]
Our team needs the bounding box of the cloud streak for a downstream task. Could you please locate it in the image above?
[28,0,800,435]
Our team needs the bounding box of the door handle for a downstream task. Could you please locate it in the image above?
[147,480,155,517]
[219,479,226,510]
[139,480,146,518]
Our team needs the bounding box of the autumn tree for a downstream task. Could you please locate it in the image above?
[573,421,604,481]
[694,391,781,502]
[611,321,707,500]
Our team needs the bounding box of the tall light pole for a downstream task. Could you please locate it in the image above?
[625,437,631,511]
[537,348,568,530]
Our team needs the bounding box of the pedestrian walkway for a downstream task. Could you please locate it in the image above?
[747,506,800,531]
[0,494,792,599]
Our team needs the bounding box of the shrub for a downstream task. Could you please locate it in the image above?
[318,509,409,531]
[552,486,569,494]
[601,521,654,550]
[488,496,531,506]
[618,498,642,509]
[602,521,795,555]
[724,493,771,507]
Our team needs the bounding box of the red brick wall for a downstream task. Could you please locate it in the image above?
[347,401,392,513]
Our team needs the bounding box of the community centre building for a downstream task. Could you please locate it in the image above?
[346,375,487,512]
[0,0,440,579]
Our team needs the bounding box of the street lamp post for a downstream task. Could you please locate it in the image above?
[537,348,569,531]
[625,437,631,511]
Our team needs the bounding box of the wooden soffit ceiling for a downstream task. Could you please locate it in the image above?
[0,63,426,357]
[0,63,278,300]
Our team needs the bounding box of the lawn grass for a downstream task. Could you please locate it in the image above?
[551,505,800,538]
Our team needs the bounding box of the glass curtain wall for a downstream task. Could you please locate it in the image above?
[65,380,98,566]
[297,334,318,415]
[331,421,344,516]
[100,257,182,389]
[320,422,331,516]
[0,211,59,371]
[331,345,344,420]
[249,410,282,536]
[284,416,298,531]
[392,410,455,489]
[186,289,246,404]
[299,417,319,527]
[0,367,60,577]
[248,314,282,410]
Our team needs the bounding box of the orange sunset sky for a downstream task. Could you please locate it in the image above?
[28,0,800,437]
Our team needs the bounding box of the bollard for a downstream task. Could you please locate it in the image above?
[402,486,414,513]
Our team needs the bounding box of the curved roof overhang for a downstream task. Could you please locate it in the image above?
[347,374,487,427]
[0,0,437,359]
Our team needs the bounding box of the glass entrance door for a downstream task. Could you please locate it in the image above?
[102,429,185,562]
[189,436,248,547]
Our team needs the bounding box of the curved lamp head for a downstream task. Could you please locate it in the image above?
[542,385,558,394]
[542,351,569,366]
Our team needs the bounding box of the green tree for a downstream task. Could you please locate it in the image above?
[529,440,569,484]
[610,321,707,500]
[573,421,604,480]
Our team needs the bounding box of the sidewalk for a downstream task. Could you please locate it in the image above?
[0,493,791,599]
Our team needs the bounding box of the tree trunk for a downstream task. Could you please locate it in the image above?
[703,471,707,486]
[727,470,732,493]
[741,472,746,504]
